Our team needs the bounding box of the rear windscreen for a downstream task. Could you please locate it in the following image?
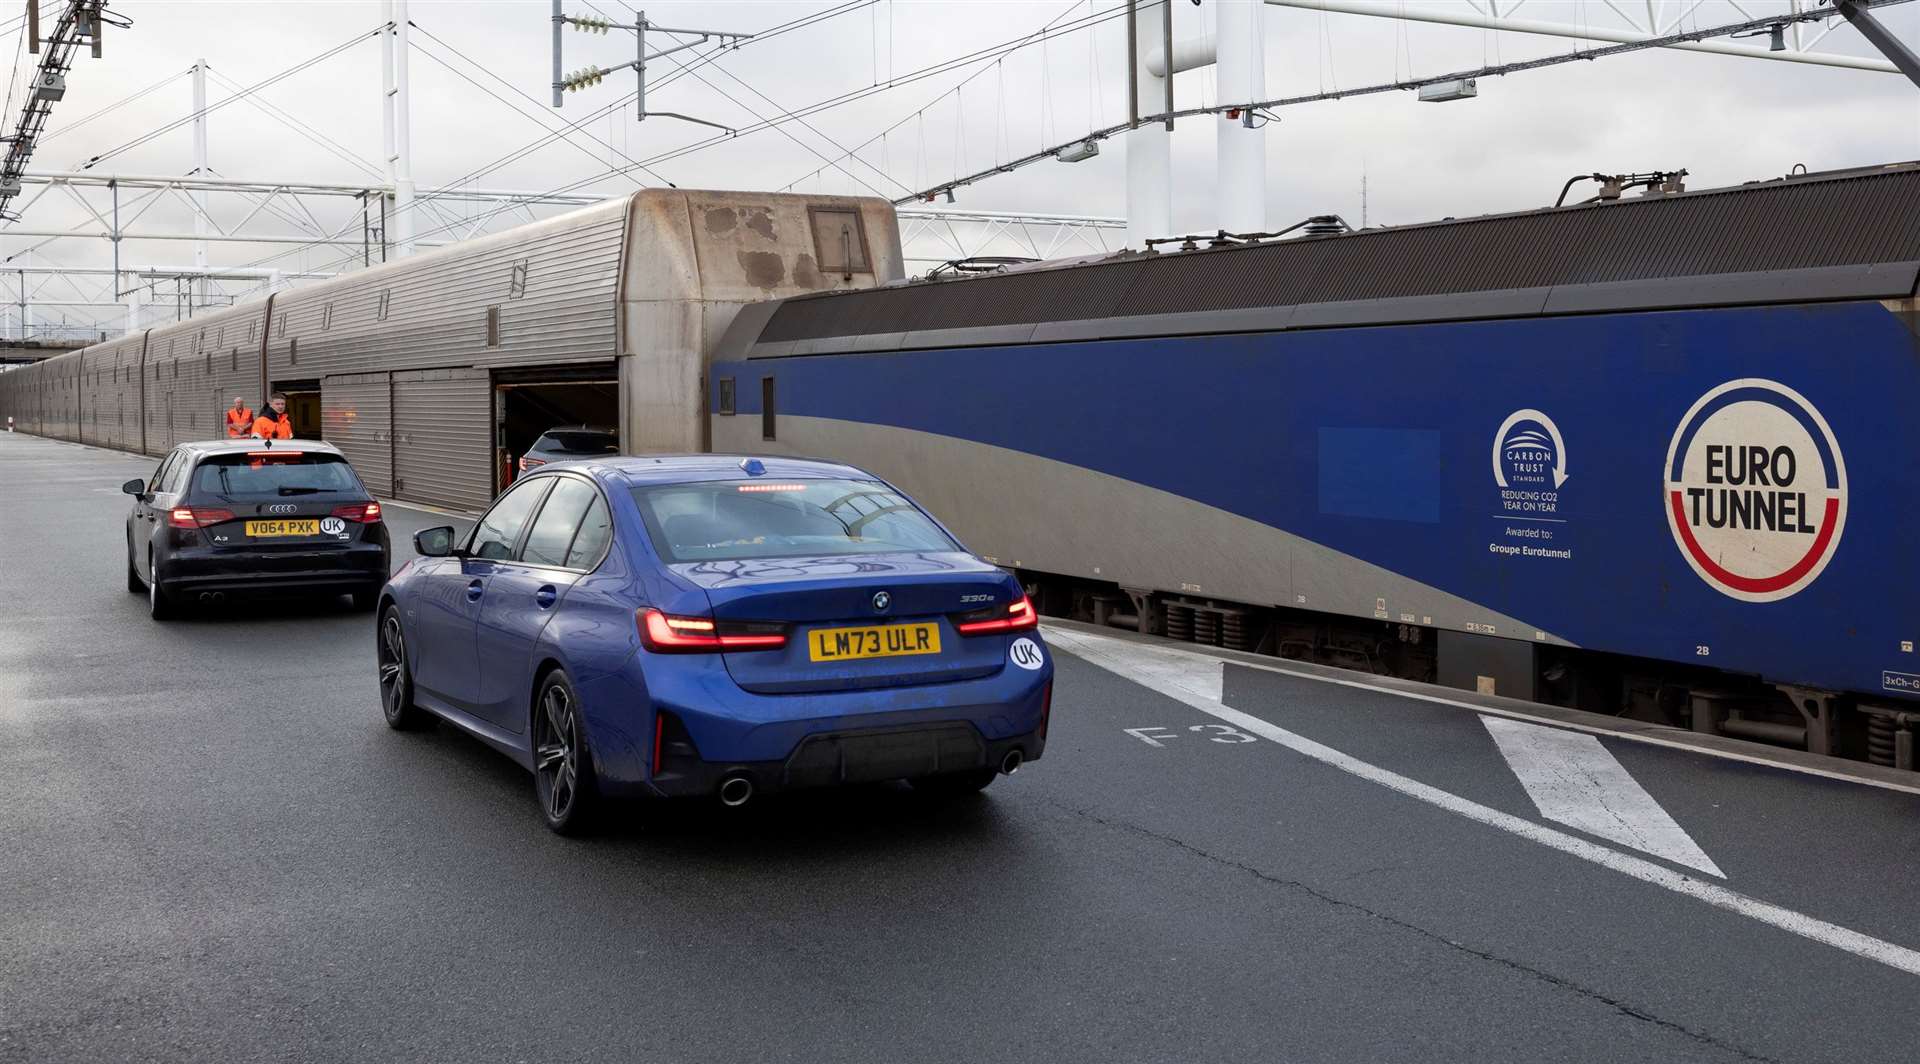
[543,432,618,453]
[632,479,960,562]
[191,453,364,498]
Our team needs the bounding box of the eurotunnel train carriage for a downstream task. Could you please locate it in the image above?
[711,162,1920,762]
[0,188,900,508]
[81,333,147,453]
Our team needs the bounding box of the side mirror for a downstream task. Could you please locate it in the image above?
[121,478,148,497]
[413,525,458,558]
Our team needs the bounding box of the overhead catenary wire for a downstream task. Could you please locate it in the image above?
[0,7,28,140]
[203,67,382,180]
[246,0,1112,277]
[895,0,1918,205]
[268,4,875,257]
[240,2,883,276]
[408,24,660,187]
[42,66,194,145]
[615,0,880,98]
[201,65,477,242]
[776,0,1114,193]
[79,27,383,170]
[646,0,1130,180]
[650,39,915,198]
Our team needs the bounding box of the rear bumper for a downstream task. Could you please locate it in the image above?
[156,540,389,596]
[574,641,1055,800]
[643,719,1046,800]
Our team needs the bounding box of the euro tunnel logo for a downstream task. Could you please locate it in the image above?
[1665,379,1846,602]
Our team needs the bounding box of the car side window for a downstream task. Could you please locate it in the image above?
[153,452,188,495]
[520,477,598,568]
[163,457,195,496]
[148,455,174,494]
[565,495,613,570]
[468,478,552,561]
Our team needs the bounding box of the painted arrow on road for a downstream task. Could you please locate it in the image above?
[1482,716,1724,878]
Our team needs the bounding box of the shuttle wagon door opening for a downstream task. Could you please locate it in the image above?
[493,371,618,491]
[269,381,323,440]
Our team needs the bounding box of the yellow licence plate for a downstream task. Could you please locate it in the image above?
[244,519,320,538]
[808,622,942,662]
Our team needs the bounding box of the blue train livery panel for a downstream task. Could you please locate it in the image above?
[713,298,1920,703]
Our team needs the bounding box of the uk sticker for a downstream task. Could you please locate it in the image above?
[1009,637,1045,670]
[1665,379,1846,602]
[320,516,347,536]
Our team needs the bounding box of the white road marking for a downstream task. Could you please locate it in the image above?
[1046,627,1920,978]
[1482,716,1724,878]
[1038,622,1920,800]
[1125,726,1175,747]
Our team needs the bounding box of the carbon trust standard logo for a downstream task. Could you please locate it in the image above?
[1664,379,1846,602]
[1493,409,1567,492]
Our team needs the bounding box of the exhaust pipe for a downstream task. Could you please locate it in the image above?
[1000,749,1024,775]
[197,591,226,603]
[718,776,754,808]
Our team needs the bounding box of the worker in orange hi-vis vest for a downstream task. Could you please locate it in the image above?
[224,396,254,438]
[251,393,293,440]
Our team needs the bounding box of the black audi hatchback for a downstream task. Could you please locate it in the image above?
[123,439,390,620]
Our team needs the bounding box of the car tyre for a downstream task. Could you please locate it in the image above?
[350,589,378,612]
[533,669,599,836]
[908,767,998,797]
[146,559,174,621]
[126,540,145,593]
[377,605,427,730]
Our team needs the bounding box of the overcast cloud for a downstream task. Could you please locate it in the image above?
[2,0,1916,331]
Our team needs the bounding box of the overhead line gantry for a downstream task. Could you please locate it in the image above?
[2,1,127,219]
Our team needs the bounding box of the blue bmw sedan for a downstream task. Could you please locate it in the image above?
[375,456,1052,834]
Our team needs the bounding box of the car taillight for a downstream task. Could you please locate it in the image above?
[331,502,383,523]
[637,608,787,653]
[519,457,545,474]
[954,594,1039,635]
[169,507,236,529]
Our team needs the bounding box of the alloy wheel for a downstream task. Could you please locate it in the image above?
[146,559,170,620]
[378,614,407,722]
[535,683,580,823]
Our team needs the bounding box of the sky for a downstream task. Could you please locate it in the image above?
[1,0,1916,335]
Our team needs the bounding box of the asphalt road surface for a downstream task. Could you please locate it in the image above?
[4,431,1918,1064]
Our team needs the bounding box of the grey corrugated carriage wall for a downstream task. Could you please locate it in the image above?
[0,189,900,512]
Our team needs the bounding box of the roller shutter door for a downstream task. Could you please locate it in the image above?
[322,372,393,496]
[392,367,492,512]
